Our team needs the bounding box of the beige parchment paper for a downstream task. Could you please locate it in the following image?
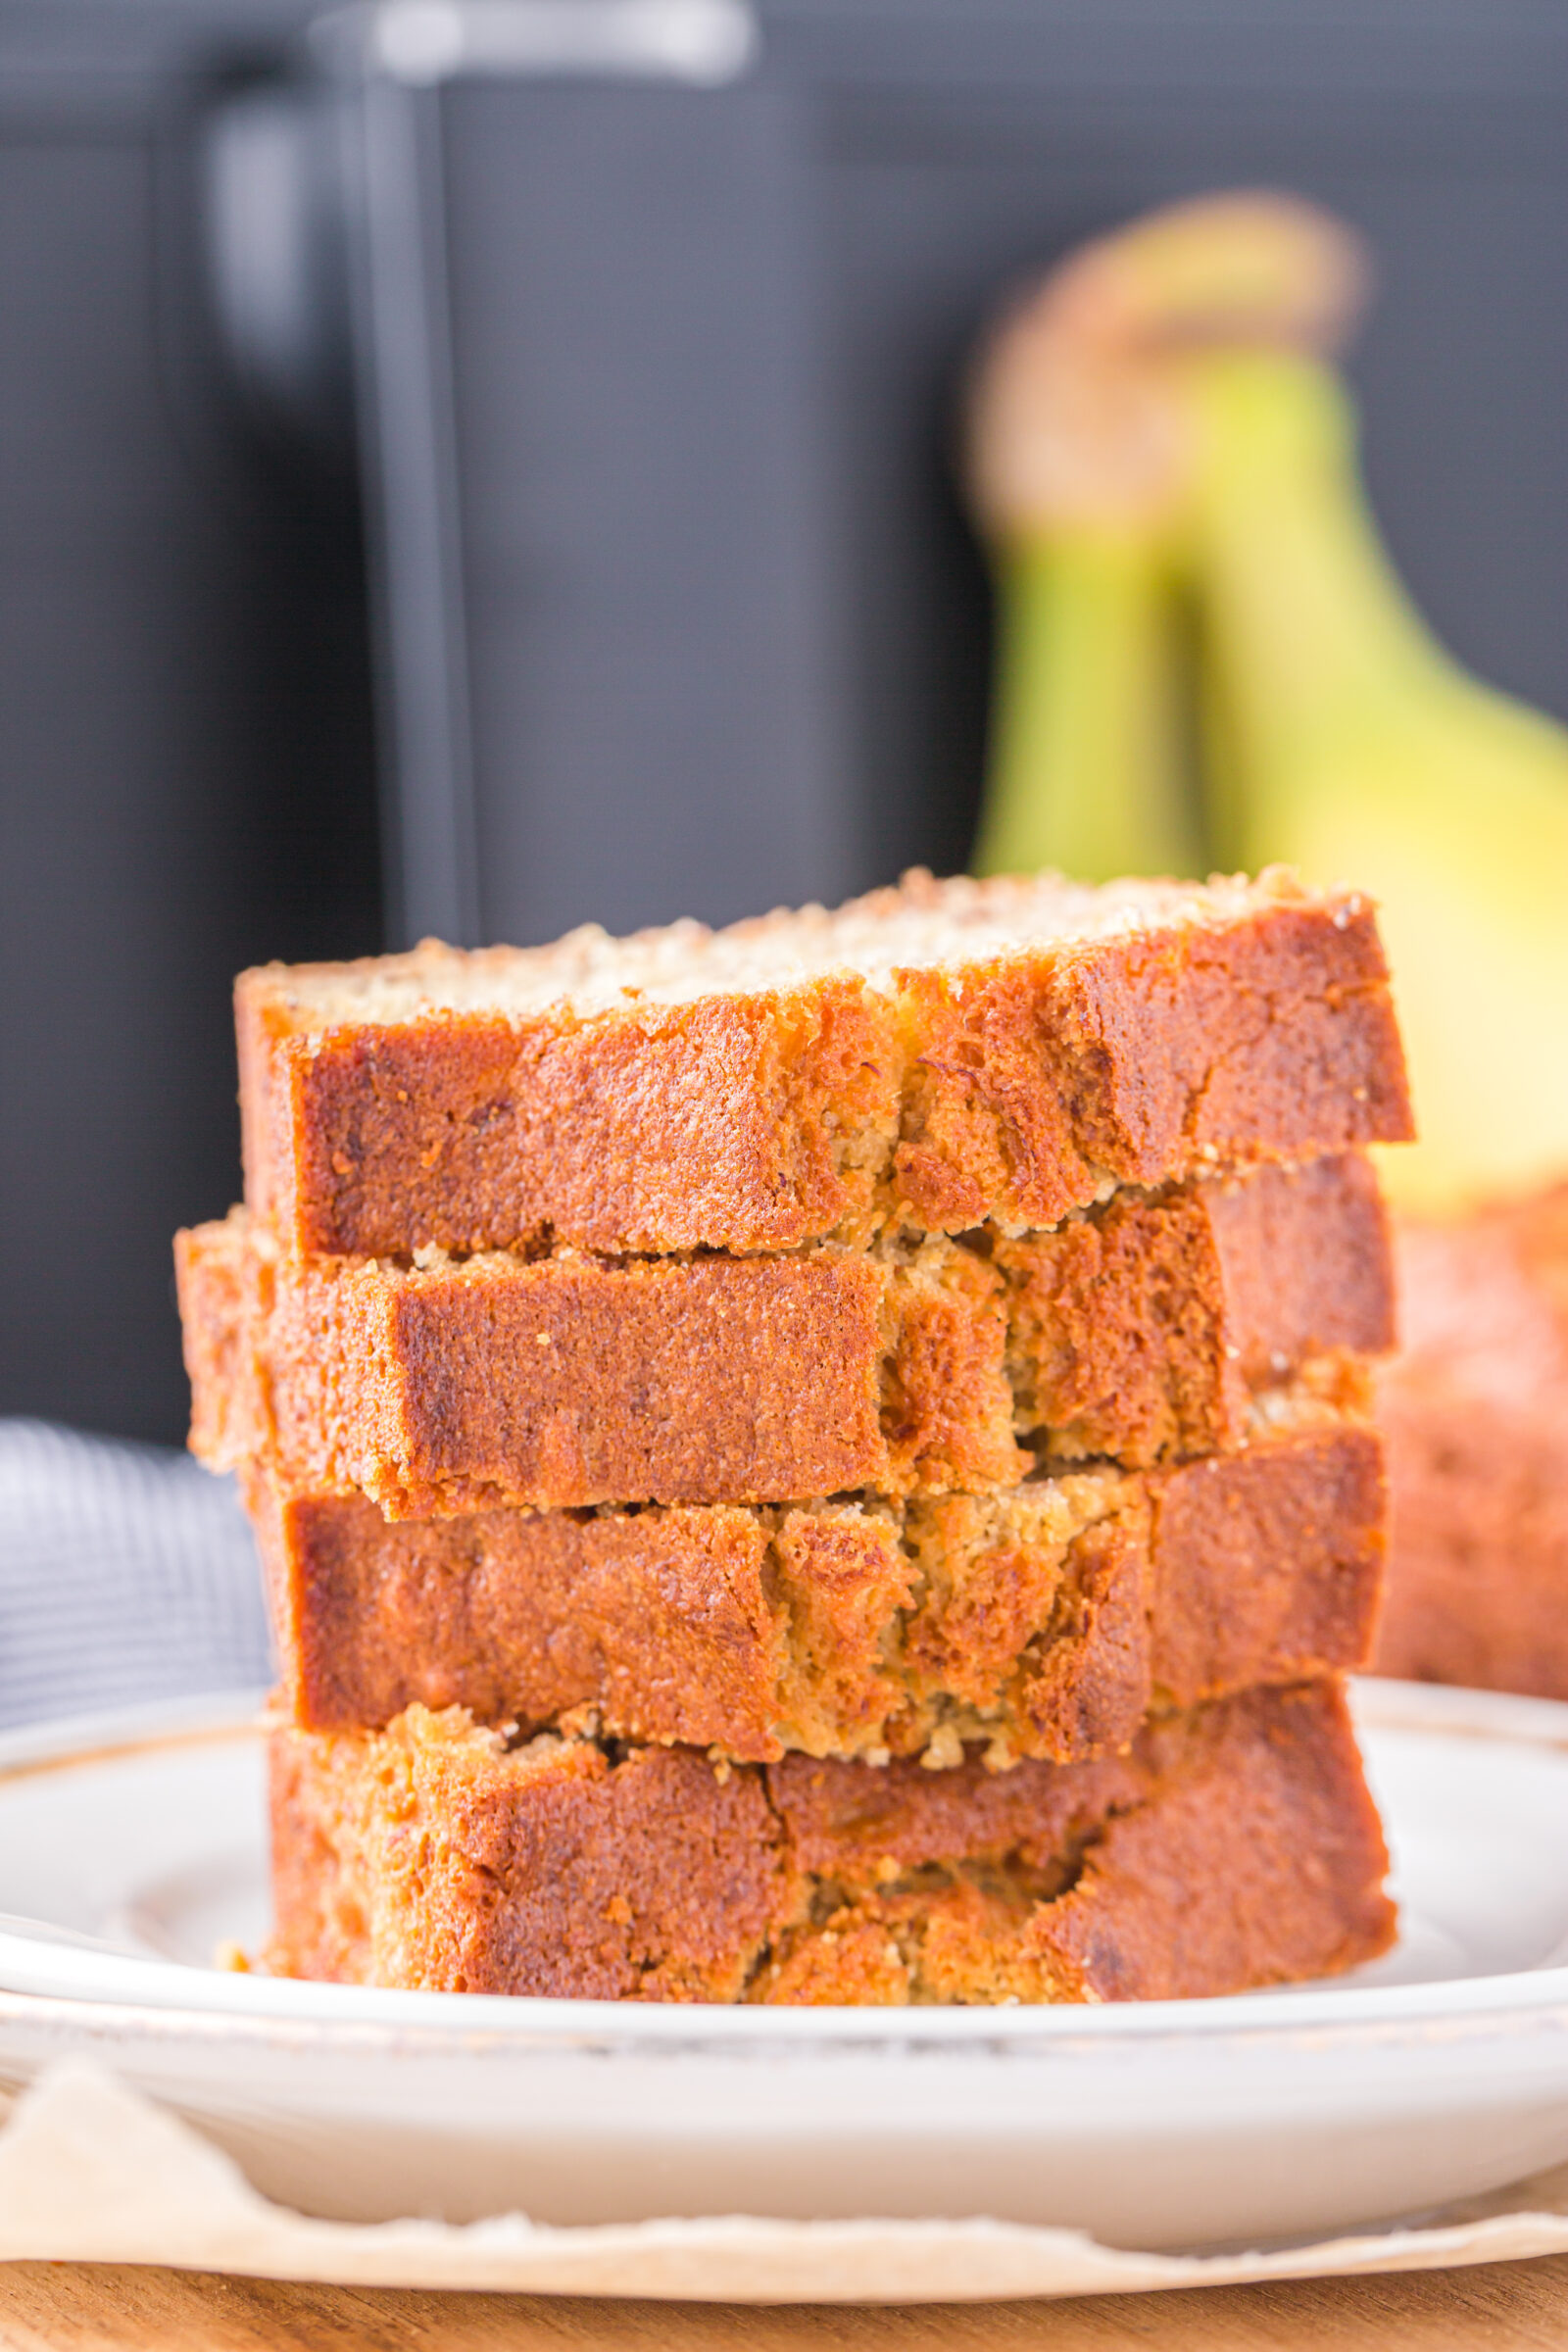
[0,2061,1567,2304]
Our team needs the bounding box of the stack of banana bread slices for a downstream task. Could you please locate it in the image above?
[178,867,1413,2004]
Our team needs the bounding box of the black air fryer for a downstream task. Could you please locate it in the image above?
[0,0,377,1442]
[319,0,1568,947]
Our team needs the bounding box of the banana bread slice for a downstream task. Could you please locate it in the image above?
[254,1421,1385,1765]
[265,1678,1395,2003]
[180,1156,1391,1514]
[239,867,1411,1261]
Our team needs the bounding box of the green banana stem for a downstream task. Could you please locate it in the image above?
[1186,354,1448,814]
[973,528,1203,883]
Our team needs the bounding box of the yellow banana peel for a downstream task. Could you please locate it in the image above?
[1181,348,1568,1213]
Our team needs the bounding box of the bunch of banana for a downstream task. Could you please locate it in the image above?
[968,193,1568,1213]
[965,276,1201,882]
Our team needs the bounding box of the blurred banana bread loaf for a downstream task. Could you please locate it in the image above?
[1375,1186,1568,1695]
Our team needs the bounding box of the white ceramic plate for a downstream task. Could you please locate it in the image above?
[0,1678,1564,2254]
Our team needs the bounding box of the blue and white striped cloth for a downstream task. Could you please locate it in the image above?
[0,1420,272,1729]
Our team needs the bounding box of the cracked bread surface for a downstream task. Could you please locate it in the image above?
[179,1156,1391,1514]
[238,867,1412,1260]
[253,1421,1385,1764]
[265,1679,1395,2003]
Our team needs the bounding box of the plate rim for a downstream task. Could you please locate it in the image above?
[1,1678,1566,2055]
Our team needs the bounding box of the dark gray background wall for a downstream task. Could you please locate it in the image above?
[3,0,1567,1443]
[0,1,379,1443]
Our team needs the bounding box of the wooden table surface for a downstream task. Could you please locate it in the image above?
[0,2260,1566,2349]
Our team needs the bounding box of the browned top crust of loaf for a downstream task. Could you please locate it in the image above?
[237,867,1412,1259]
[254,1421,1386,1763]
[1374,1187,1568,1696]
[266,1679,1395,2003]
[179,1156,1391,1513]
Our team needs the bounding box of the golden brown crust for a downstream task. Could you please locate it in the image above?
[267,1723,787,2000]
[266,1680,1395,2003]
[998,1152,1391,1466]
[1149,1423,1386,1707]
[252,1424,1385,1763]
[181,1219,1018,1513]
[1000,1683,1396,2002]
[179,1157,1393,1513]
[1374,1190,1568,1696]
[887,898,1407,1236]
[239,874,1411,1259]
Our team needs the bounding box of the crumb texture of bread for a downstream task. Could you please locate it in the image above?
[238,869,1412,1259]
[179,1156,1392,1514]
[265,1680,1395,2003]
[1374,1188,1568,1695]
[253,1422,1385,1763]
